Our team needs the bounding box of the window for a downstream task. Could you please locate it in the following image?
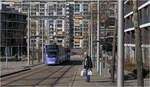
[109,18,115,26]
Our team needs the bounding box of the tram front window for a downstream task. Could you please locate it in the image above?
[46,52,57,57]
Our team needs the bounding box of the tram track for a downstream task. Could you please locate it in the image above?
[50,66,73,87]
[1,64,73,87]
[32,66,67,86]
[1,57,82,87]
[1,64,46,81]
[1,65,63,86]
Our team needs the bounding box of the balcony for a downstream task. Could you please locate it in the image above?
[124,3,133,15]
[31,19,37,23]
[40,8,45,11]
[138,0,149,7]
[74,40,80,43]
[22,11,27,15]
[140,16,150,25]
[74,36,83,39]
[92,8,97,11]
[31,4,37,7]
[74,20,80,23]
[125,21,134,29]
[57,27,62,30]
[84,40,88,42]
[74,16,83,19]
[74,24,80,27]
[57,42,62,46]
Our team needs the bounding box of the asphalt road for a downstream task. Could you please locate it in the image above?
[1,55,82,87]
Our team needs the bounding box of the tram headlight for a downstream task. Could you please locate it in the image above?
[46,54,48,57]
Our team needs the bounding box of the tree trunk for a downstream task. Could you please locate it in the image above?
[133,0,144,86]
[112,12,117,82]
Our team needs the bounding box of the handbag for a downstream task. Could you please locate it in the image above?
[88,70,92,75]
[80,69,86,76]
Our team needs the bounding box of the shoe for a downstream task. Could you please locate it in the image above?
[86,80,90,82]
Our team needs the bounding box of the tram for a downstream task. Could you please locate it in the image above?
[44,44,70,65]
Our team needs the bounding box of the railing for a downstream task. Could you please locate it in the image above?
[138,0,149,7]
[124,5,133,15]
[124,21,134,29]
[140,16,150,25]
[124,40,135,44]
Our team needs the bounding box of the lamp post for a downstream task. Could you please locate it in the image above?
[41,20,44,63]
[97,0,100,74]
[27,5,30,66]
[117,0,124,87]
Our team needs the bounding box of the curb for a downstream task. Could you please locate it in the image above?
[0,63,43,78]
[0,68,30,78]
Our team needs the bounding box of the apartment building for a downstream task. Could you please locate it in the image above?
[124,0,150,64]
[2,0,117,49]
[72,0,91,48]
[2,0,68,48]
[23,1,67,47]
[100,1,116,38]
[0,4,27,56]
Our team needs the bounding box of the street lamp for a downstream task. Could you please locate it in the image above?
[27,6,30,66]
[41,19,44,64]
[117,0,124,87]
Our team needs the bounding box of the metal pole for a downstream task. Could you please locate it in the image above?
[42,20,44,63]
[27,6,30,66]
[5,47,8,68]
[88,20,91,55]
[97,0,100,73]
[47,20,50,45]
[117,0,124,87]
[91,1,93,63]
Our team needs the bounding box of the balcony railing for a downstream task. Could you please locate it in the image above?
[140,16,150,25]
[124,21,134,29]
[138,0,149,7]
[124,5,133,15]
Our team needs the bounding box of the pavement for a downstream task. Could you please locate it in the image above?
[0,55,149,87]
[70,55,150,87]
[70,55,114,87]
[0,60,42,77]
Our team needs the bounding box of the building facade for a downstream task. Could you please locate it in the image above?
[72,1,91,48]
[1,0,117,50]
[2,0,68,48]
[124,0,150,64]
[0,4,27,56]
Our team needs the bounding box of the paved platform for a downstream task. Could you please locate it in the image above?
[70,55,150,87]
[0,55,149,87]
[0,60,41,77]
[69,55,113,87]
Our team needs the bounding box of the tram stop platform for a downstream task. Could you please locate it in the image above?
[70,55,150,87]
[0,60,42,77]
[70,63,115,87]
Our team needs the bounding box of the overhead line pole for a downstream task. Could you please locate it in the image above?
[42,20,44,63]
[90,1,93,65]
[27,4,30,66]
[117,0,124,87]
[97,0,100,73]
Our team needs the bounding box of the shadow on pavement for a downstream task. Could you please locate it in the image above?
[47,60,82,66]
[124,73,137,80]
[0,58,22,62]
[124,69,149,80]
[90,80,113,83]
[62,60,82,66]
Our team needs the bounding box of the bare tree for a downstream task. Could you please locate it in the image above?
[133,0,144,86]
[112,10,117,82]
